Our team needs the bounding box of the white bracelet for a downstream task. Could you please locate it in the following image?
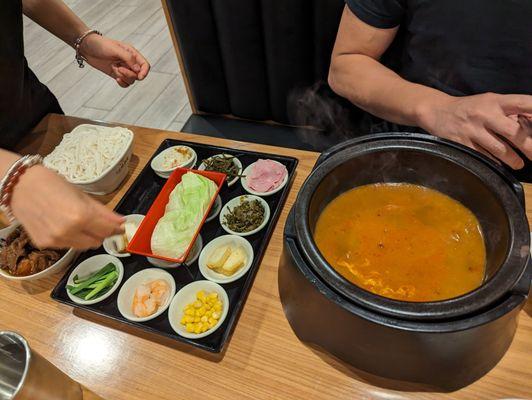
[74,29,102,68]
[0,155,43,223]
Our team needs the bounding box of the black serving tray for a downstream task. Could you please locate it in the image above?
[51,138,298,353]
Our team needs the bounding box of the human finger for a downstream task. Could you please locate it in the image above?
[116,66,137,85]
[473,129,524,169]
[484,113,532,159]
[83,213,124,241]
[111,64,135,85]
[116,78,129,88]
[469,142,500,164]
[498,94,532,115]
[137,59,150,80]
[118,43,150,80]
[131,51,150,80]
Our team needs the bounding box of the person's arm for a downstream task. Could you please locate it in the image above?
[328,6,532,169]
[22,0,150,87]
[0,149,124,249]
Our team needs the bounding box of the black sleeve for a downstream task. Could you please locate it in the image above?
[345,0,405,29]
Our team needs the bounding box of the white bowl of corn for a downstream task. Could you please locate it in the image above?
[168,280,229,339]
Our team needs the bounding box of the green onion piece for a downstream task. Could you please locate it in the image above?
[84,271,118,300]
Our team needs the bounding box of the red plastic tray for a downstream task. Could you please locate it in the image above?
[127,168,226,263]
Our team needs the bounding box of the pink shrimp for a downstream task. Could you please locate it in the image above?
[132,279,170,318]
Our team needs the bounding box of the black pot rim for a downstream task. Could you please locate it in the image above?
[294,134,530,321]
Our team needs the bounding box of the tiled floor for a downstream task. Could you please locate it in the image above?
[23,0,191,131]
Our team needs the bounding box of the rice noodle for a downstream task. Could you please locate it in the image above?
[43,125,132,183]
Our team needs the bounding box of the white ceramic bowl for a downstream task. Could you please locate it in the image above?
[0,225,78,281]
[168,280,229,339]
[103,214,145,258]
[198,235,254,283]
[219,195,270,236]
[58,124,134,195]
[147,234,203,268]
[151,146,197,179]
[198,154,242,187]
[66,254,124,305]
[205,195,222,222]
[117,268,176,322]
[240,160,288,196]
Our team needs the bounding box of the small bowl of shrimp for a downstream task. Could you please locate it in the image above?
[117,268,176,322]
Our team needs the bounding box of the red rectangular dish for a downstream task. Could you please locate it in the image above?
[127,168,226,263]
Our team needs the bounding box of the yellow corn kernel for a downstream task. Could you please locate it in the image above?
[200,316,208,323]
[194,325,202,334]
[184,315,194,323]
[208,320,217,328]
[180,316,187,325]
[194,316,200,323]
[214,303,222,312]
[212,311,220,320]
[185,309,194,316]
[186,323,194,332]
[197,307,206,316]
[208,292,218,300]
[205,310,213,318]
[202,325,209,333]
[208,317,216,325]
[197,290,206,301]
[193,300,202,308]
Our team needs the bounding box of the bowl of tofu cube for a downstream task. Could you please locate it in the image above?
[198,235,254,283]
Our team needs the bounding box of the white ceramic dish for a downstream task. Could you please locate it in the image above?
[0,225,78,281]
[168,280,229,339]
[240,160,288,197]
[147,234,203,268]
[198,154,243,187]
[151,146,197,179]
[57,124,134,195]
[103,214,145,258]
[205,195,222,222]
[198,235,254,283]
[66,254,124,305]
[219,195,270,236]
[117,268,176,322]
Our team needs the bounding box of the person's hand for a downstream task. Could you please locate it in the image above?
[79,34,150,88]
[419,93,532,169]
[10,165,124,250]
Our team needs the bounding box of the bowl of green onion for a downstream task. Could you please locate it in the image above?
[66,254,124,305]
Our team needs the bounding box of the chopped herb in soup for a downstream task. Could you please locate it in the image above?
[314,183,486,302]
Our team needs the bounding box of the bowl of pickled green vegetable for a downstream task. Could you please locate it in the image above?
[66,254,124,305]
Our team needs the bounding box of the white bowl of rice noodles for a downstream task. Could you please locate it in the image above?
[43,124,134,195]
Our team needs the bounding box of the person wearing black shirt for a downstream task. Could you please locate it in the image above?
[328,0,532,172]
[0,0,150,250]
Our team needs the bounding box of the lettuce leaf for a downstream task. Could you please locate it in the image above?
[151,172,217,258]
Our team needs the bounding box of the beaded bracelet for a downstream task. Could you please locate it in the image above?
[74,29,102,68]
[0,155,43,223]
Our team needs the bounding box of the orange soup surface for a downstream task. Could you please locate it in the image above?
[314,183,486,302]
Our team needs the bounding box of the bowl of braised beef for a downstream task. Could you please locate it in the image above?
[0,225,76,281]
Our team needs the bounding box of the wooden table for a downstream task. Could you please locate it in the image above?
[1,114,531,400]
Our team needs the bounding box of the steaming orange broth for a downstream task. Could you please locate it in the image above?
[313,183,486,302]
